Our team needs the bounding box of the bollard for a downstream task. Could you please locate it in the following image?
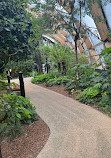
[0,146,2,158]
[19,72,25,97]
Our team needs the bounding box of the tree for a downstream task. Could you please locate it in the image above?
[30,0,86,65]
[30,0,111,66]
[0,0,32,71]
[44,44,77,74]
[29,16,43,73]
[29,10,57,73]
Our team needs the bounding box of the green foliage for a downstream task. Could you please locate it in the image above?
[43,46,51,56]
[100,92,111,114]
[82,87,100,98]
[0,0,32,68]
[66,79,77,90]
[31,71,60,84]
[92,65,111,94]
[44,45,89,75]
[31,71,69,86]
[100,47,111,70]
[76,87,100,104]
[32,46,111,115]
[0,80,9,91]
[70,53,89,69]
[48,45,74,72]
[100,92,111,106]
[76,65,99,89]
[0,94,38,138]
[75,48,111,109]
[67,64,99,90]
[29,16,43,73]
[31,74,49,84]
[46,76,70,87]
[5,60,33,78]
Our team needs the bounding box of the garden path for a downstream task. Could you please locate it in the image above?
[13,77,111,158]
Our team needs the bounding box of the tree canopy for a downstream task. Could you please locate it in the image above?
[0,0,33,71]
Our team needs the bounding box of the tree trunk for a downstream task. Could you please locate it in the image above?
[74,35,79,79]
[35,52,42,73]
[75,38,78,64]
[62,61,66,75]
[58,63,61,72]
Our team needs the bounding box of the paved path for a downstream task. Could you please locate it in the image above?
[14,78,111,158]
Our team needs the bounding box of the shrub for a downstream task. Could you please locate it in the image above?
[0,80,9,91]
[92,70,111,94]
[31,74,50,84]
[99,92,111,114]
[76,87,100,104]
[0,94,38,138]
[31,71,60,84]
[68,64,99,89]
[4,60,33,78]
[65,79,77,90]
[46,76,70,87]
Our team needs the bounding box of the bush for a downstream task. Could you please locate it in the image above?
[31,74,50,84]
[66,79,77,90]
[67,64,99,90]
[0,94,38,138]
[31,71,60,84]
[0,80,9,92]
[68,54,89,72]
[99,92,111,114]
[76,87,100,104]
[5,60,33,78]
[46,76,70,87]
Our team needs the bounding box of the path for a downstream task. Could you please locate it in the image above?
[14,78,111,158]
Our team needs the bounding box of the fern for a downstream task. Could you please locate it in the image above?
[94,83,102,89]
[103,83,111,90]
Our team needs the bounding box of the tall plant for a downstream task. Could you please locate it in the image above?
[0,0,32,71]
[48,45,74,74]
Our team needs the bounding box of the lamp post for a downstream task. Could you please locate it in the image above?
[6,70,10,84]
[19,72,25,97]
[46,57,49,74]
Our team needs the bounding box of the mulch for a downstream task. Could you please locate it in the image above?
[1,119,50,158]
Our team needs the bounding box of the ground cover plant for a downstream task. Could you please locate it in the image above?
[76,48,111,114]
[46,76,70,87]
[0,94,38,138]
[31,71,61,84]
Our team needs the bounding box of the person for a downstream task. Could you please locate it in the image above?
[48,64,51,70]
[34,63,38,72]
